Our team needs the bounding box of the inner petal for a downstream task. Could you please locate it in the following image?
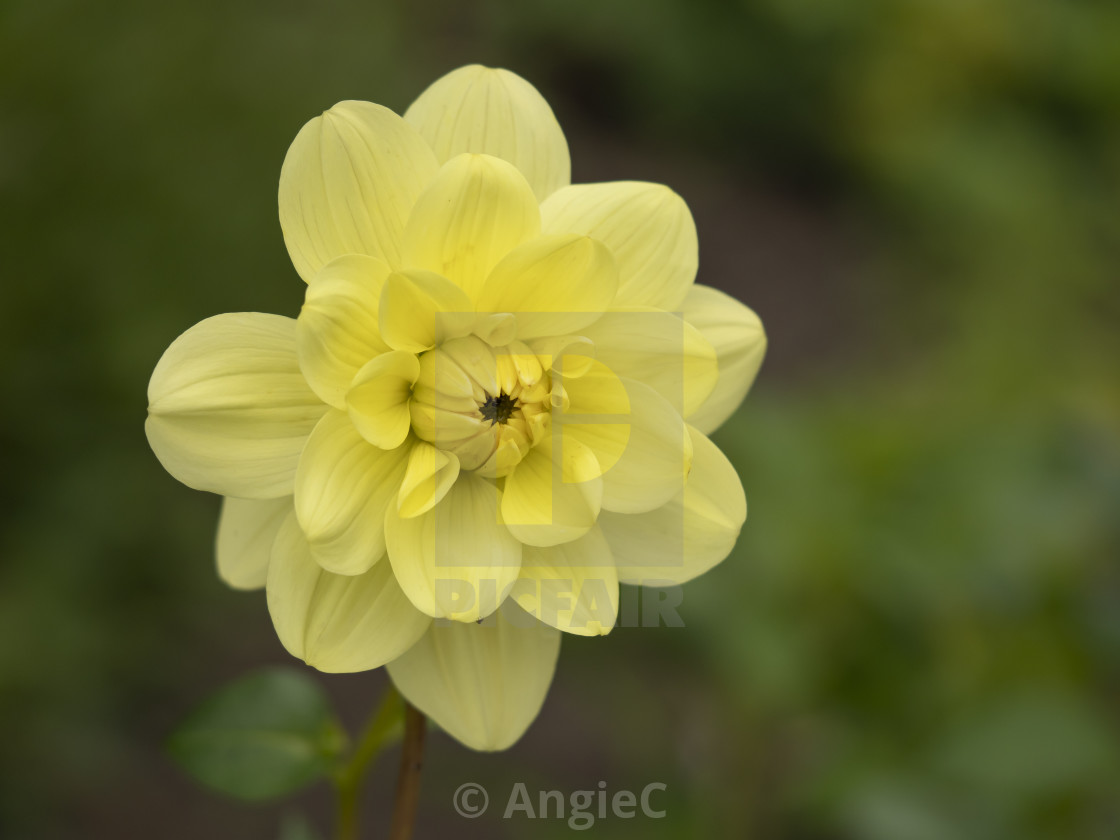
[399,153,541,301]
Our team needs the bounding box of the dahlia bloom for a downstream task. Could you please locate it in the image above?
[146,65,766,750]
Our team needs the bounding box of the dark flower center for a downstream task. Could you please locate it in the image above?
[479,392,518,426]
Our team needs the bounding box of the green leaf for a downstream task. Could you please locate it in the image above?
[279,813,322,840]
[168,667,346,801]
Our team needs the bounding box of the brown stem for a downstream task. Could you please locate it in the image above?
[387,703,427,840]
[334,687,403,840]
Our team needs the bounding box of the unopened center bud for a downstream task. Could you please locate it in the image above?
[410,335,552,476]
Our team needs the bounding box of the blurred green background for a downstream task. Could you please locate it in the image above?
[3,0,1119,837]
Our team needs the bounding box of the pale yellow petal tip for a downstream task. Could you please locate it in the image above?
[560,618,615,638]
[433,63,524,86]
[756,324,769,354]
[320,99,384,121]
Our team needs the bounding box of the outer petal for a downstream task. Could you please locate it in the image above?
[279,101,440,282]
[400,154,540,301]
[267,513,431,673]
[563,370,692,514]
[146,313,327,499]
[387,601,561,751]
[215,496,292,590]
[385,473,522,622]
[297,254,392,409]
[510,527,618,636]
[681,285,767,434]
[477,234,618,340]
[294,410,411,575]
[378,269,475,353]
[540,182,698,310]
[346,351,420,450]
[502,435,603,547]
[578,308,717,416]
[403,64,570,202]
[599,425,746,585]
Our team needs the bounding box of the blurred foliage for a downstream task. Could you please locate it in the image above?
[167,668,345,802]
[1,0,1119,838]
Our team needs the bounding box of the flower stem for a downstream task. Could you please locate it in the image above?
[334,685,404,840]
[387,702,427,840]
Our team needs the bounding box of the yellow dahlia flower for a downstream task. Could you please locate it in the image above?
[146,65,766,751]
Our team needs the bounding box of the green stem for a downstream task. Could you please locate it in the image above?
[334,685,404,840]
[387,703,426,840]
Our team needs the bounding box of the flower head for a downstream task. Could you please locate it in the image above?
[146,65,766,750]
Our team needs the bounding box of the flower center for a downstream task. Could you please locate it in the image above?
[479,392,518,426]
[410,335,553,476]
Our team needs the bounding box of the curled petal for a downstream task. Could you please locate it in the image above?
[378,269,475,354]
[472,312,519,346]
[398,442,461,519]
[529,335,596,379]
[297,254,392,408]
[346,351,420,450]
[146,313,327,499]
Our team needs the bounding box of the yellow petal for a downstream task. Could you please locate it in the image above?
[378,269,475,353]
[577,307,717,416]
[294,410,411,575]
[398,442,461,519]
[404,64,570,202]
[528,335,596,379]
[297,254,392,408]
[600,425,746,585]
[510,527,618,636]
[401,153,540,301]
[146,313,327,499]
[215,496,292,590]
[345,351,420,450]
[386,600,560,751]
[267,513,431,673]
[477,234,618,340]
[472,312,519,346]
[680,284,767,434]
[385,473,522,621]
[564,375,692,514]
[540,181,697,309]
[553,357,630,478]
[279,101,439,282]
[501,435,603,547]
